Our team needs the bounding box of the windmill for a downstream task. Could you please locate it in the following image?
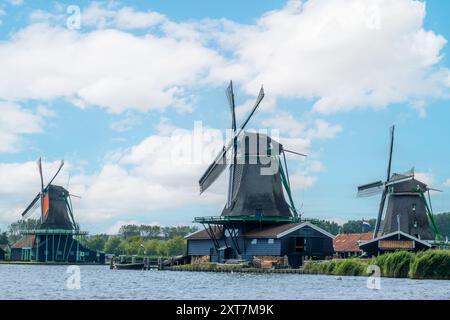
[21,158,78,230]
[357,126,441,241]
[11,158,104,264]
[198,81,304,219]
[195,81,306,259]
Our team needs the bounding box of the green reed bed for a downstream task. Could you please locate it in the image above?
[303,250,450,280]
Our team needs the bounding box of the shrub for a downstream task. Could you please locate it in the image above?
[333,259,365,276]
[384,251,414,278]
[409,250,450,280]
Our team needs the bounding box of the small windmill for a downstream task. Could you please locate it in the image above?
[198,81,305,219]
[12,158,103,263]
[357,126,441,240]
[21,158,78,231]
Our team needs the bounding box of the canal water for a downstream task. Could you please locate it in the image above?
[0,265,448,300]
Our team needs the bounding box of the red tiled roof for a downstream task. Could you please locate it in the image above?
[333,233,373,252]
[12,235,35,249]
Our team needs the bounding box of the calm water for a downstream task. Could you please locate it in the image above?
[0,265,449,300]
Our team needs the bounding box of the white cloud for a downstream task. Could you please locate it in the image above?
[290,172,317,190]
[0,102,44,153]
[0,123,228,224]
[4,0,446,117]
[415,172,434,186]
[211,0,449,114]
[0,23,224,114]
[444,179,450,188]
[109,112,142,132]
[9,0,24,6]
[260,111,342,152]
[81,3,166,30]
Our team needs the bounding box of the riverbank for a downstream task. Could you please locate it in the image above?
[163,250,450,280]
[303,250,450,280]
[0,261,104,266]
[164,264,305,273]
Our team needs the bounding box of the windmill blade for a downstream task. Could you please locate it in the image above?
[199,85,264,194]
[199,147,230,193]
[226,81,237,207]
[427,187,443,193]
[373,188,388,239]
[66,174,71,189]
[69,193,82,198]
[226,81,237,132]
[237,86,264,132]
[37,157,44,191]
[385,125,395,181]
[46,160,64,187]
[357,180,384,197]
[373,125,395,238]
[21,193,41,217]
[283,148,307,157]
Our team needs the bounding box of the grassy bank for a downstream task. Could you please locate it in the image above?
[303,250,450,280]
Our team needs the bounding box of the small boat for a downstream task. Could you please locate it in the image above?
[110,255,146,270]
[114,262,145,270]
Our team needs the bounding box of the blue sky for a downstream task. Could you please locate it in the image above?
[0,0,449,234]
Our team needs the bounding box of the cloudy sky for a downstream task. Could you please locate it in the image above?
[0,0,449,234]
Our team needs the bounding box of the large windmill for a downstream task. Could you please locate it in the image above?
[357,126,441,242]
[11,158,104,264]
[194,81,306,260]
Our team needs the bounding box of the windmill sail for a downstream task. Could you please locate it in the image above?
[226,81,237,208]
[198,86,264,194]
[357,180,384,197]
[21,193,41,218]
[373,125,395,238]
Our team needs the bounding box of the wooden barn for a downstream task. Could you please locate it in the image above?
[359,230,432,256]
[186,221,334,268]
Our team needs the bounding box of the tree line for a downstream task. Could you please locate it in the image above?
[1,213,449,254]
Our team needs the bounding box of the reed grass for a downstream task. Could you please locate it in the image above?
[304,250,450,279]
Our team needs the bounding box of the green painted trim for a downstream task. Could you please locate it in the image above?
[278,158,298,216]
[418,191,441,240]
[56,234,62,260]
[62,235,69,262]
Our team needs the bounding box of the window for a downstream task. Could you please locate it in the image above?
[268,239,274,244]
[251,239,257,245]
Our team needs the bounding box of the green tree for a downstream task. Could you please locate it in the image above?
[104,237,123,255]
[0,231,8,245]
[342,219,376,234]
[83,234,108,252]
[435,212,450,239]
[118,224,140,239]
[7,218,39,244]
[312,220,340,235]
[144,239,161,256]
[165,236,186,256]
